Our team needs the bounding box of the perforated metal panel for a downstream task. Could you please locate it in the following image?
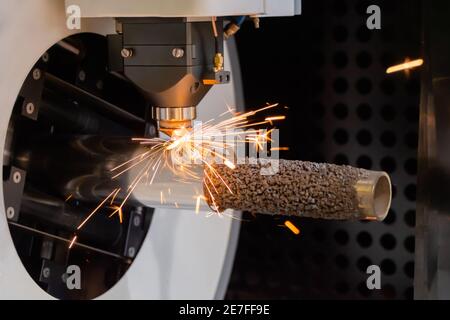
[227,0,420,299]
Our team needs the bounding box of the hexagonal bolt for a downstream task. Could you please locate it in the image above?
[25,102,35,115]
[127,247,136,258]
[6,207,15,220]
[121,48,134,58]
[32,68,41,80]
[12,171,22,184]
[172,48,185,58]
[42,267,51,279]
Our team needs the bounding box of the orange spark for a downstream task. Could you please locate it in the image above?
[271,147,290,151]
[265,115,286,122]
[110,188,121,205]
[77,189,119,230]
[109,205,124,223]
[386,58,423,74]
[69,236,77,249]
[285,220,300,235]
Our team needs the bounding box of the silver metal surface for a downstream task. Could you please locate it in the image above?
[65,0,301,18]
[152,106,197,122]
[65,0,265,17]
[355,171,392,221]
[415,0,450,299]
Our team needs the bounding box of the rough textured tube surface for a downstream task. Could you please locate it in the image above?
[204,160,391,220]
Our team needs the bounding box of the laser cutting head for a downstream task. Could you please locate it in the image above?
[108,17,230,136]
[153,106,197,135]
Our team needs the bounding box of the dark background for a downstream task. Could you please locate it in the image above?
[227,0,421,299]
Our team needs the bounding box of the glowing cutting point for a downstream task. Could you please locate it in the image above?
[285,220,300,235]
[224,159,236,170]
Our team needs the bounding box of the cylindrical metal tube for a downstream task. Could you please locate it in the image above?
[203,160,392,221]
[19,135,391,221]
[17,133,390,221]
[132,159,392,221]
[131,165,209,211]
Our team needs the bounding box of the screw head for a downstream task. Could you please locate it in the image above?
[6,207,15,220]
[121,48,133,58]
[78,70,86,82]
[42,267,51,279]
[32,69,41,80]
[42,52,50,62]
[172,48,185,58]
[96,80,104,90]
[146,125,157,137]
[127,247,136,258]
[12,171,22,184]
[25,102,35,115]
[133,215,141,227]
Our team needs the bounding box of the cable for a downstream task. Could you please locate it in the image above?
[211,17,223,72]
[224,16,247,39]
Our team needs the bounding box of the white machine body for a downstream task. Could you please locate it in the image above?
[0,0,300,300]
[65,0,301,18]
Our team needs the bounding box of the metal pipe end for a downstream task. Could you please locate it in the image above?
[355,171,392,221]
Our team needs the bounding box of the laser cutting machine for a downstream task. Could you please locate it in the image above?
[0,0,301,300]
